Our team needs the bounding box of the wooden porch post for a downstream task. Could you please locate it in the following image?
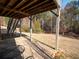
[55,0,60,50]
[20,18,22,36]
[29,16,32,41]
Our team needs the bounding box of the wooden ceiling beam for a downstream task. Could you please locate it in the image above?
[0,0,58,18]
[30,5,57,15]
[13,0,29,9]
[29,2,54,13]
[0,7,29,16]
[1,0,11,15]
[12,13,26,19]
[12,5,56,18]
[19,0,37,11]
[23,0,48,12]
[10,11,29,17]
[5,0,29,16]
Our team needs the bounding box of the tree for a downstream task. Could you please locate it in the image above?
[62,0,79,34]
[33,17,43,33]
[32,11,55,33]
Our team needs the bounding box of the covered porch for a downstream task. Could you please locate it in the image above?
[0,0,61,59]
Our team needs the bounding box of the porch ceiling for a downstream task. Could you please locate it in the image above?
[0,0,58,19]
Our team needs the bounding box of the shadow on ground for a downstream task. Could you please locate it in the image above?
[0,29,25,59]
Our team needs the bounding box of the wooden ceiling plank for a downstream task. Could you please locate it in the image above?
[31,5,56,15]
[10,11,29,17]
[31,7,55,15]
[24,0,48,12]
[0,6,29,17]
[13,0,29,9]
[0,0,6,6]
[19,0,37,11]
[13,5,56,18]
[1,0,11,15]
[29,2,54,13]
[0,0,58,19]
[1,0,17,16]
[12,13,25,19]
[5,0,29,16]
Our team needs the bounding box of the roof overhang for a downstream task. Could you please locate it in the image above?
[0,0,58,19]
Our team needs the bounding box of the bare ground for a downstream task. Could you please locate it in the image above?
[22,32,79,59]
